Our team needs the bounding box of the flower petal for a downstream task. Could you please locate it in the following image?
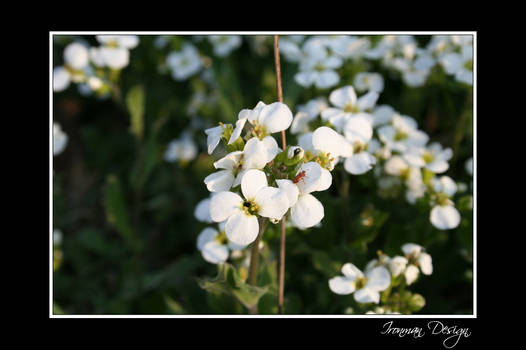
[228,116,248,144]
[194,197,213,223]
[197,227,218,250]
[204,170,235,192]
[365,266,391,292]
[341,263,362,279]
[225,211,259,246]
[418,253,433,275]
[209,191,243,222]
[356,91,379,111]
[214,151,243,170]
[430,205,460,230]
[290,193,324,229]
[241,169,268,200]
[329,86,357,109]
[404,264,420,285]
[344,152,376,175]
[401,243,423,256]
[243,137,272,169]
[389,256,408,277]
[312,126,353,158]
[258,102,293,134]
[344,116,373,144]
[276,179,299,207]
[315,168,333,192]
[295,162,323,194]
[354,287,380,304]
[256,187,290,220]
[329,276,356,295]
[201,241,229,264]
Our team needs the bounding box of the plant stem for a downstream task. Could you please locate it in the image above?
[248,217,267,314]
[274,35,287,314]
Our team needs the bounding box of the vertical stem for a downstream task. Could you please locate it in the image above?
[278,219,286,314]
[274,35,286,147]
[274,35,287,314]
[248,217,267,314]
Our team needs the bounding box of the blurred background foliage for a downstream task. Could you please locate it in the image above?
[52,34,473,315]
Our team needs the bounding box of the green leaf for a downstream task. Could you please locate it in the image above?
[103,175,140,251]
[164,295,186,315]
[197,263,269,310]
[126,85,145,140]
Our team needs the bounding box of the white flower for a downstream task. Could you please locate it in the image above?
[428,176,460,229]
[290,98,328,134]
[209,169,289,245]
[465,157,473,176]
[343,116,376,175]
[53,67,71,92]
[321,85,378,132]
[204,136,279,192]
[377,114,429,153]
[276,162,327,229]
[228,101,293,145]
[96,35,139,49]
[388,256,408,277]
[295,44,342,89]
[403,142,453,174]
[91,46,130,70]
[208,36,242,57]
[353,72,384,93]
[329,36,371,59]
[430,205,461,230]
[204,124,227,155]
[167,44,202,81]
[440,44,473,85]
[53,122,68,156]
[164,133,198,163]
[401,243,433,285]
[279,37,304,62]
[371,105,395,127]
[194,196,214,223]
[53,229,63,246]
[63,42,89,70]
[197,224,248,264]
[329,263,391,304]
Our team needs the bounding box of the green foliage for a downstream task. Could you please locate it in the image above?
[126,84,145,140]
[197,263,270,310]
[103,175,141,252]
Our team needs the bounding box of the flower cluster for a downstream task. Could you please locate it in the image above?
[162,36,242,82]
[53,36,139,95]
[279,35,472,89]
[329,243,432,314]
[290,83,462,230]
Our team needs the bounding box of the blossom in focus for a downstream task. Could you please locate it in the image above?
[209,169,289,245]
[228,101,293,145]
[276,162,329,229]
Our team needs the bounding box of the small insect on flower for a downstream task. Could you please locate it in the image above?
[293,170,307,184]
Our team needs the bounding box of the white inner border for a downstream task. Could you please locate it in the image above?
[49,31,477,318]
